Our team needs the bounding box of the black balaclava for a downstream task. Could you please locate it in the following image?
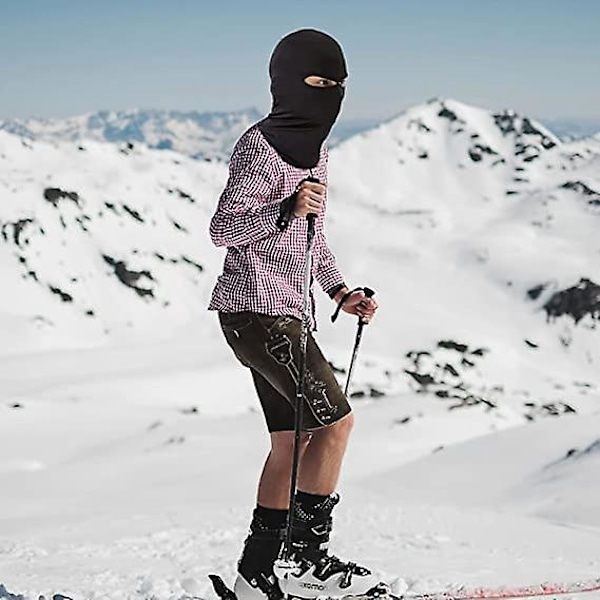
[258,29,348,169]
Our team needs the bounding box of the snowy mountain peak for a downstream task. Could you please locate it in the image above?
[327,98,599,406]
[364,97,560,167]
[330,97,590,226]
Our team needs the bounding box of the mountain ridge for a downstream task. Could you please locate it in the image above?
[2,101,598,159]
[0,107,262,162]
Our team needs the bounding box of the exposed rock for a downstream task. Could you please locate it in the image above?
[1,218,35,247]
[102,254,155,298]
[543,278,600,323]
[181,255,203,272]
[44,187,81,207]
[168,188,196,204]
[328,361,347,375]
[468,144,498,163]
[49,285,73,303]
[0,583,25,600]
[560,180,600,205]
[438,340,469,353]
[527,283,547,300]
[122,204,144,222]
[438,106,458,121]
[523,401,577,421]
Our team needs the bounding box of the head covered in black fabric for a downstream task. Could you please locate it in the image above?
[258,29,348,169]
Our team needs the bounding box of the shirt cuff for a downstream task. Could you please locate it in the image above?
[316,264,345,296]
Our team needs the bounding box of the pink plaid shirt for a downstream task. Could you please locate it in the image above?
[208,125,345,328]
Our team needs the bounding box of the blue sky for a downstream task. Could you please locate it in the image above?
[0,0,598,122]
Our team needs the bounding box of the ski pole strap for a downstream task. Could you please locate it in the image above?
[307,212,316,239]
[330,286,375,323]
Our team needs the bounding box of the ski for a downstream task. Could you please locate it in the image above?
[209,574,390,600]
[210,574,600,600]
[399,578,600,600]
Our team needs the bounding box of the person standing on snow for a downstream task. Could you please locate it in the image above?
[208,29,382,600]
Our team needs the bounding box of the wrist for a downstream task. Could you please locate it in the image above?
[326,283,347,302]
[333,286,349,304]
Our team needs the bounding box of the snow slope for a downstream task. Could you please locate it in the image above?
[326,98,600,413]
[0,131,227,353]
[1,344,599,599]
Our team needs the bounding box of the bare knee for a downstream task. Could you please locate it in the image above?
[311,411,354,444]
[270,431,311,462]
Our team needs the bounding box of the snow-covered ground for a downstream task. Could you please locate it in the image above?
[1,335,599,600]
[1,98,599,599]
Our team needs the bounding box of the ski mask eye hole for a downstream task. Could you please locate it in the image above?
[304,75,346,89]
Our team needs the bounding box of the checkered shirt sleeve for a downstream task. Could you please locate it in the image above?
[209,133,280,247]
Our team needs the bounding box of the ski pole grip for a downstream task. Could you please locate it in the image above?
[305,176,319,234]
[330,286,376,323]
[359,287,376,326]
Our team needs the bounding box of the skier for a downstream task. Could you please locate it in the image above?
[208,29,382,600]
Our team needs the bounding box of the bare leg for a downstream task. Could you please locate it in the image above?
[256,411,354,507]
[298,412,354,495]
[257,430,311,509]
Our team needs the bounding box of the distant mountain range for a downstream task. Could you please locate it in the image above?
[2,107,597,162]
[541,118,600,141]
[0,108,262,162]
[1,98,598,411]
[0,108,381,161]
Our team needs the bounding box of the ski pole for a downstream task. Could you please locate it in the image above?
[330,286,376,397]
[282,181,318,566]
[344,287,375,396]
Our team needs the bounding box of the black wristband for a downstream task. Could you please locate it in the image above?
[276,193,296,231]
[277,177,321,231]
[327,283,346,299]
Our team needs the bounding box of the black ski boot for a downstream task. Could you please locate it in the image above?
[273,492,390,599]
[234,508,285,600]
